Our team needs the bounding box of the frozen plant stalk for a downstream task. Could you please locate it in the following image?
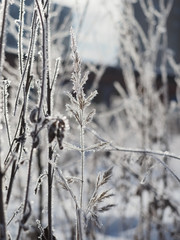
[66,28,97,208]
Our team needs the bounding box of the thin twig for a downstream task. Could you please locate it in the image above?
[86,127,180,161]
[18,0,25,75]
[3,81,11,147]
[148,154,180,184]
[86,127,180,183]
[0,160,7,240]
[14,10,38,115]
[55,167,85,240]
[0,0,9,80]
[55,167,79,208]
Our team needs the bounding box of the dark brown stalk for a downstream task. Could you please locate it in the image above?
[37,148,43,222]
[36,0,54,239]
[6,160,17,205]
[45,1,54,237]
[0,165,7,240]
[6,112,25,205]
[48,149,53,240]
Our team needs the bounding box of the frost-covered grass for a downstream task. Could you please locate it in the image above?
[0,0,180,240]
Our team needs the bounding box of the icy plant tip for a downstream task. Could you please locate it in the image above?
[66,28,98,127]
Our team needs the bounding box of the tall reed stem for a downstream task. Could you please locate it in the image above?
[44,0,54,238]
[80,111,85,208]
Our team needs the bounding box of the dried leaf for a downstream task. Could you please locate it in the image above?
[98,167,113,187]
[31,131,39,148]
[85,142,108,151]
[97,204,116,212]
[29,107,41,123]
[85,109,96,124]
[63,142,81,151]
[96,174,101,188]
[90,213,103,229]
[48,118,65,149]
[48,121,56,143]
[57,128,64,150]
[97,190,114,203]
[35,173,47,194]
[21,201,31,225]
[42,226,57,240]
[66,91,78,106]
[66,104,81,125]
[85,90,98,106]
[81,70,89,87]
